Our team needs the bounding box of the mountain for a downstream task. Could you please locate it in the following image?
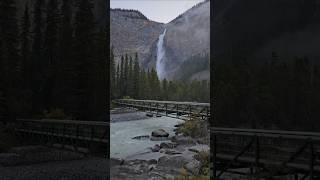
[110,9,164,68]
[213,0,320,63]
[110,0,210,81]
[163,0,210,80]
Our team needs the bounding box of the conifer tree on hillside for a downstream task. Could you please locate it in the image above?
[110,46,116,99]
[120,55,124,97]
[162,78,168,100]
[43,0,60,109]
[21,3,31,86]
[73,0,96,120]
[133,53,140,98]
[124,54,129,96]
[116,62,120,98]
[0,0,21,119]
[59,0,75,114]
[31,0,44,114]
[128,56,133,97]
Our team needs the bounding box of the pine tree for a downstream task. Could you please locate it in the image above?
[73,0,96,120]
[31,0,44,114]
[162,78,168,100]
[20,3,32,115]
[116,62,120,98]
[120,55,124,97]
[59,0,74,115]
[128,56,133,97]
[21,3,31,84]
[133,53,140,98]
[110,46,116,99]
[43,0,60,109]
[123,54,129,96]
[0,0,21,120]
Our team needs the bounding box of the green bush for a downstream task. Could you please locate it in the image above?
[195,150,210,176]
[122,96,132,99]
[176,167,210,180]
[179,116,207,138]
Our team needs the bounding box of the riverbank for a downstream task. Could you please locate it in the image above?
[111,110,151,123]
[110,109,210,179]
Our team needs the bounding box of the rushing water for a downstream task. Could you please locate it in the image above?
[156,29,167,80]
[110,116,183,160]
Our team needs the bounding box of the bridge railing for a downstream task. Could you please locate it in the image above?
[113,99,210,120]
[13,119,109,153]
[211,127,320,179]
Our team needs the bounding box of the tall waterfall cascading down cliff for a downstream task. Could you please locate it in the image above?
[156,29,167,80]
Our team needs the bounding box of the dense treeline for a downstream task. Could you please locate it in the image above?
[0,0,107,121]
[176,53,209,81]
[214,53,320,131]
[110,48,210,102]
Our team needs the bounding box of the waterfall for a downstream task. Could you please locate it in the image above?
[156,29,167,80]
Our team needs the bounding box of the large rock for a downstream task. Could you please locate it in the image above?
[151,129,169,137]
[150,144,161,152]
[164,150,182,155]
[171,135,196,145]
[184,160,201,175]
[160,142,177,149]
[150,137,169,141]
[158,156,189,168]
[132,135,150,140]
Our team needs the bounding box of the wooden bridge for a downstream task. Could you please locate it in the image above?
[113,99,210,120]
[212,127,320,179]
[12,119,109,156]
[113,99,320,179]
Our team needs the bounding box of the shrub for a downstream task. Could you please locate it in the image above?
[195,150,210,176]
[179,116,207,138]
[177,167,210,180]
[122,96,132,99]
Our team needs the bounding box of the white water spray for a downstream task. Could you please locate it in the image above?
[156,29,167,80]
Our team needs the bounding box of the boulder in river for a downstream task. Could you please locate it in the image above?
[146,113,153,117]
[151,129,169,137]
[164,150,182,155]
[171,135,196,145]
[148,159,157,164]
[151,144,161,152]
[132,135,150,140]
[160,142,177,149]
[150,136,169,141]
[158,156,189,168]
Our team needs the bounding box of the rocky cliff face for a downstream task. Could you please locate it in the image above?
[163,0,210,80]
[110,1,210,81]
[213,0,320,63]
[110,9,164,68]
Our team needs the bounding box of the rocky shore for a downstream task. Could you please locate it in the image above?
[110,113,210,180]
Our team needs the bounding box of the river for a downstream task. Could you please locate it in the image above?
[110,116,184,160]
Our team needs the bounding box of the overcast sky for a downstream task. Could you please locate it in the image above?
[110,0,204,23]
